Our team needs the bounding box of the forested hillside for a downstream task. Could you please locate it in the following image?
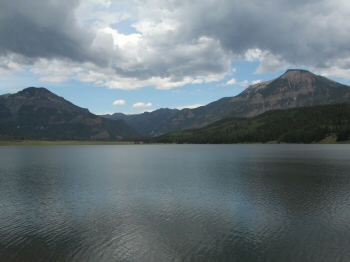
[154,103,350,144]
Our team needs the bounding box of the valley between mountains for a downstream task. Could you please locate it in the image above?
[1,69,350,143]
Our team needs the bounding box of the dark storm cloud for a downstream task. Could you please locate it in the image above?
[166,0,350,69]
[0,0,111,67]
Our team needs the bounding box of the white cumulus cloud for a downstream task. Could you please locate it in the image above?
[175,104,203,110]
[113,100,126,106]
[240,80,249,86]
[222,78,249,87]
[133,102,153,108]
[226,78,237,85]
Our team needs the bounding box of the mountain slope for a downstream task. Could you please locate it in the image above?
[154,103,350,144]
[103,69,350,136]
[103,108,180,136]
[0,87,139,140]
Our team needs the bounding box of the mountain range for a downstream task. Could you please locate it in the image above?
[1,69,350,141]
[0,87,139,140]
[103,69,350,136]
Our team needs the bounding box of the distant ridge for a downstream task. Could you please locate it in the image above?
[0,87,139,140]
[103,108,180,136]
[102,69,350,136]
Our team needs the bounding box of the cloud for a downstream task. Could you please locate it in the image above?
[240,80,249,86]
[0,1,111,66]
[2,0,350,88]
[225,78,237,85]
[176,1,350,69]
[320,68,350,80]
[0,54,25,76]
[222,78,248,86]
[175,104,204,110]
[245,49,266,62]
[113,100,126,106]
[255,52,290,74]
[251,80,262,85]
[133,102,153,108]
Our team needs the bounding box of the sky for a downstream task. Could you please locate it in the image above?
[1,0,350,115]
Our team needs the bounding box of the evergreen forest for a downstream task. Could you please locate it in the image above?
[153,103,350,144]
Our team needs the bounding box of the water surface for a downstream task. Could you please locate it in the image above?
[1,145,350,261]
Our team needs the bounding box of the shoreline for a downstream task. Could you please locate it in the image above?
[0,140,139,146]
[0,138,349,146]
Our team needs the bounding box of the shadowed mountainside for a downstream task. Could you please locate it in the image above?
[154,103,350,144]
[0,87,139,140]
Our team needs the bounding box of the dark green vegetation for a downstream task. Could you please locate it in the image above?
[0,87,139,141]
[103,69,350,136]
[154,103,350,144]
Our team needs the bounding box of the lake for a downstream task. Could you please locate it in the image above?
[0,144,350,262]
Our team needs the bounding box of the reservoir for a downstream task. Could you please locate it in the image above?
[1,144,350,261]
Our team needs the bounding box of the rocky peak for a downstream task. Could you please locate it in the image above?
[232,69,350,117]
[279,69,317,86]
[17,87,50,96]
[282,68,313,77]
[1,87,89,115]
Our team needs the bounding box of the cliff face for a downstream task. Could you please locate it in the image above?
[0,87,139,140]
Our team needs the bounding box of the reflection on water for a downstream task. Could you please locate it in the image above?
[1,145,350,261]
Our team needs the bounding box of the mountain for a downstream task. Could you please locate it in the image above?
[103,108,180,136]
[0,87,139,140]
[102,98,246,136]
[102,69,350,136]
[154,103,350,144]
[231,69,350,117]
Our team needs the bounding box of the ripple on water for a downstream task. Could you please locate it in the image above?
[1,145,350,261]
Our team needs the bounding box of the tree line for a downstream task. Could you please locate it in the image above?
[152,103,350,144]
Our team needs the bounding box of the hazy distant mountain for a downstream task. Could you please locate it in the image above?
[102,108,180,136]
[0,87,139,140]
[102,69,350,136]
